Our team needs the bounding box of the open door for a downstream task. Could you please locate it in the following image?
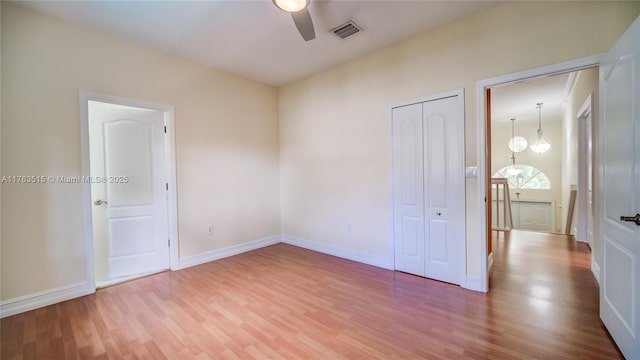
[88,101,170,283]
[599,15,640,359]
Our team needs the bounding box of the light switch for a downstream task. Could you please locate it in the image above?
[465,166,478,178]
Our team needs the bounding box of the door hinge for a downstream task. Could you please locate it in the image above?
[168,239,170,247]
[164,125,167,133]
[166,183,169,191]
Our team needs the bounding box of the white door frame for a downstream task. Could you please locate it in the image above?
[79,91,180,290]
[475,55,602,292]
[576,94,594,247]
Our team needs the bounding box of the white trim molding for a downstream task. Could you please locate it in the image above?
[389,88,465,110]
[576,93,594,245]
[178,235,282,270]
[462,276,484,292]
[282,235,394,270]
[0,282,94,318]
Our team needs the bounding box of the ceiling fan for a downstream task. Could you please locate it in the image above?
[273,0,316,41]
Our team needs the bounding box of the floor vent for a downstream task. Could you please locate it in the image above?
[331,21,362,39]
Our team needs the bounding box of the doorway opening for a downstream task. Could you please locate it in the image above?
[80,92,179,289]
[488,68,597,236]
[486,68,599,294]
[476,55,602,293]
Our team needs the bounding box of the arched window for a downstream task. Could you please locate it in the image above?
[492,165,551,189]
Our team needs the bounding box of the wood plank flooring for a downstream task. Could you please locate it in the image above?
[1,232,622,359]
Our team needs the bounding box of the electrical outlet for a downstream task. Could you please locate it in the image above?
[208,225,214,235]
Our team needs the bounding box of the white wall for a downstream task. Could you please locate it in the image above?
[279,2,640,283]
[491,120,563,232]
[1,3,280,301]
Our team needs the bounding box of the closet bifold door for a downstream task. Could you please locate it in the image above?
[392,93,464,286]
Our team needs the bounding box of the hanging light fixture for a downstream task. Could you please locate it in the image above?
[506,118,523,176]
[530,102,551,153]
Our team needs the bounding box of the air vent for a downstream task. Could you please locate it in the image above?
[331,21,362,39]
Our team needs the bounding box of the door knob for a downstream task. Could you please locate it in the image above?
[94,199,108,206]
[620,214,640,226]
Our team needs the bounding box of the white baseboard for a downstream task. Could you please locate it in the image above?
[592,260,601,285]
[178,235,281,270]
[281,235,394,270]
[0,281,94,318]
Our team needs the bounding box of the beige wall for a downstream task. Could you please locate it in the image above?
[279,2,640,281]
[491,120,563,232]
[1,3,280,300]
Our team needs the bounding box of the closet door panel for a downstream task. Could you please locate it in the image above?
[423,96,464,284]
[392,103,425,276]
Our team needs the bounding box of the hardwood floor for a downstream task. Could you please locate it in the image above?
[1,234,622,359]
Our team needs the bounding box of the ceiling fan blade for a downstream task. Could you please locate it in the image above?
[291,8,315,41]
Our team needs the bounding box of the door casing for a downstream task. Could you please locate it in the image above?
[475,55,602,293]
[79,91,179,291]
[577,94,595,252]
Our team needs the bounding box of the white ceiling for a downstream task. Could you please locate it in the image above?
[490,72,574,127]
[16,0,502,86]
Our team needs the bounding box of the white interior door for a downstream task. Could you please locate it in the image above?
[599,16,640,360]
[422,96,464,284]
[393,92,465,285]
[88,101,170,281]
[393,103,426,276]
